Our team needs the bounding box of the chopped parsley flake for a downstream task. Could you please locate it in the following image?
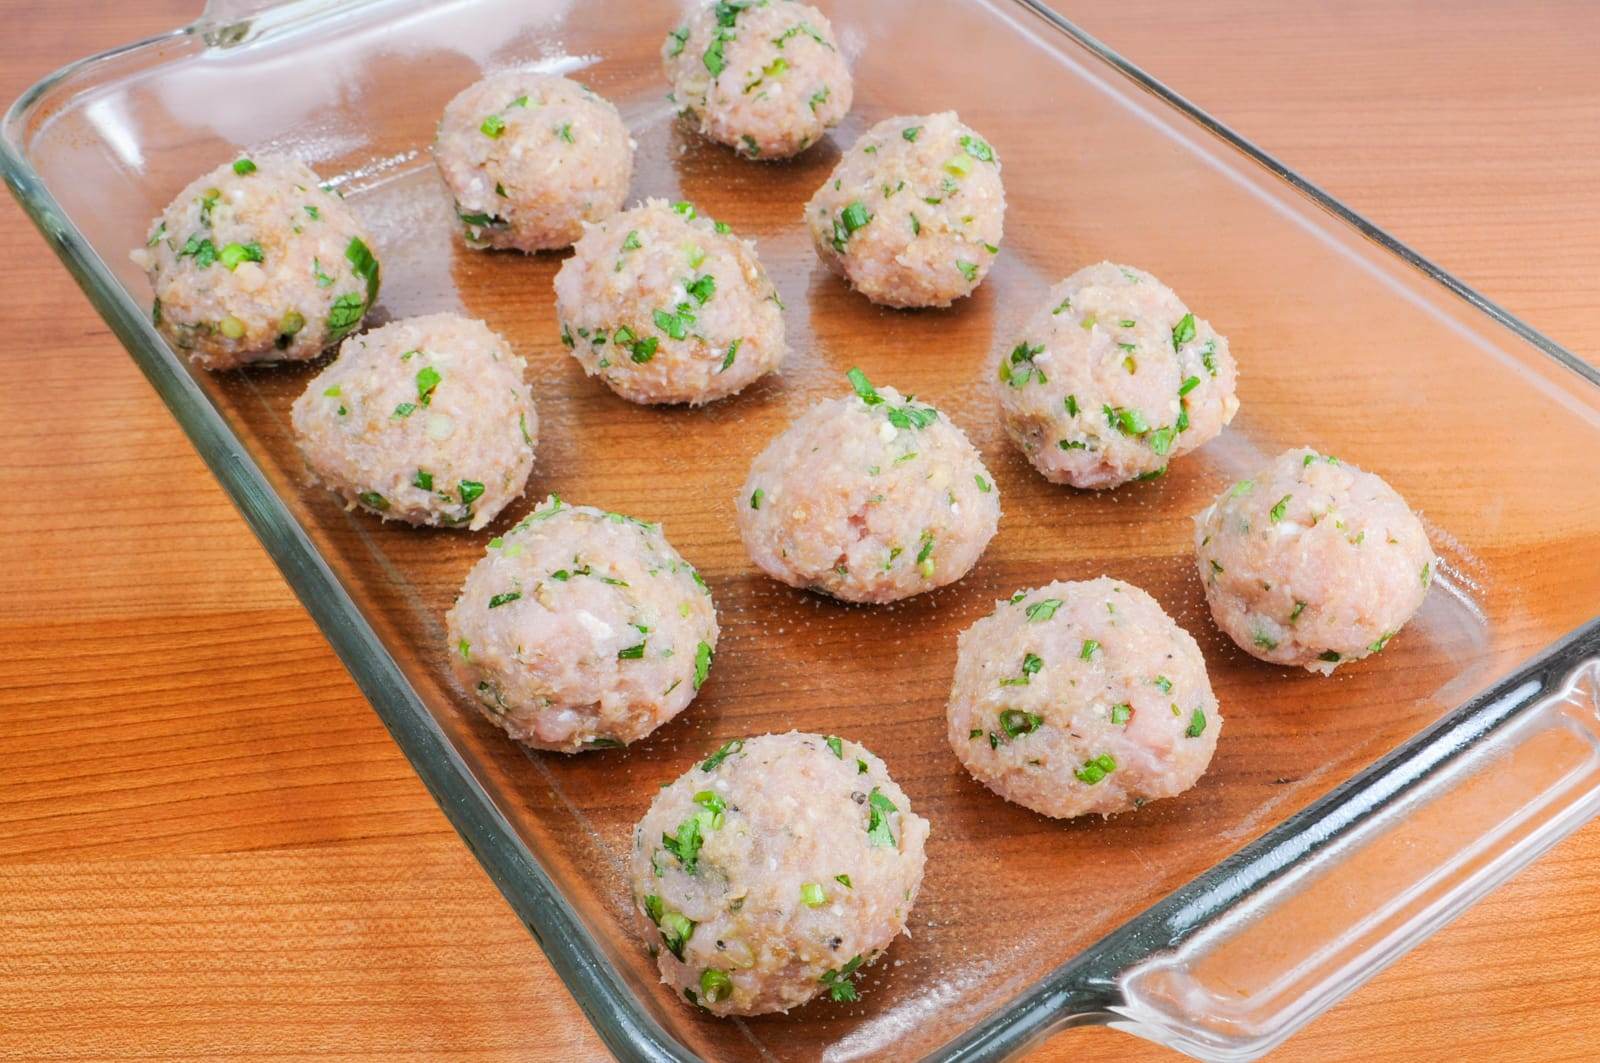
[821,955,865,1002]
[701,738,743,772]
[826,735,843,759]
[1270,495,1291,523]
[1172,313,1196,348]
[865,788,897,847]
[1027,599,1063,623]
[1079,639,1099,660]
[847,367,882,405]
[999,708,1043,738]
[232,158,256,175]
[1186,708,1208,737]
[960,135,995,162]
[488,591,521,609]
[693,641,714,689]
[415,365,441,406]
[480,114,506,138]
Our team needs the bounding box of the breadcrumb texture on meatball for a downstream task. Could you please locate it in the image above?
[629,731,928,1015]
[996,261,1239,489]
[806,111,1004,307]
[445,497,719,751]
[1194,447,1435,672]
[662,0,852,159]
[434,71,634,252]
[948,577,1222,820]
[554,199,785,405]
[291,313,536,530]
[131,154,380,371]
[737,371,1000,603]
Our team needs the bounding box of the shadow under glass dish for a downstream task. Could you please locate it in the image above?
[4,0,1599,1059]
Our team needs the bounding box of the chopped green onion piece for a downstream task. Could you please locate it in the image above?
[1074,753,1117,785]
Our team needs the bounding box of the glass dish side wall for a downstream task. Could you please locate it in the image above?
[6,1,1600,1060]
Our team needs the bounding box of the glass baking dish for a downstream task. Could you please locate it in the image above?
[6,0,1599,1058]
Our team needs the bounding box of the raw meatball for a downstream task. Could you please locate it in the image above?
[629,731,928,1016]
[1194,447,1435,673]
[130,154,379,371]
[554,199,785,405]
[947,578,1222,819]
[662,0,852,160]
[434,71,634,252]
[445,497,718,751]
[996,262,1240,489]
[805,112,1004,308]
[737,369,1000,604]
[290,313,536,529]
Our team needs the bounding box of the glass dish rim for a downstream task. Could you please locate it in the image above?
[3,2,1597,1060]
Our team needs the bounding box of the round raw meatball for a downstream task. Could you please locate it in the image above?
[662,0,852,160]
[629,731,928,1016]
[996,262,1240,489]
[737,369,1000,603]
[130,154,380,371]
[290,313,536,529]
[554,199,785,405]
[434,71,634,252]
[805,111,1004,308]
[947,578,1222,819]
[445,497,719,751]
[1194,447,1435,673]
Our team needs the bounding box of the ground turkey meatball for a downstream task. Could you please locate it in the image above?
[997,262,1240,489]
[554,199,785,405]
[629,731,928,1016]
[662,0,852,160]
[290,313,536,529]
[434,71,634,252]
[131,154,379,371]
[805,112,1004,308]
[445,497,718,751]
[1194,447,1435,673]
[947,578,1221,819]
[738,369,1000,604]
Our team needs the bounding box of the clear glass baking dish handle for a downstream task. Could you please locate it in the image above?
[931,620,1600,1062]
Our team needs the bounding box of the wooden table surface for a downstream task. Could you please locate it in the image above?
[4,2,1598,1060]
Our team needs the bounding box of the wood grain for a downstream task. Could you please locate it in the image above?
[2,2,1599,1061]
